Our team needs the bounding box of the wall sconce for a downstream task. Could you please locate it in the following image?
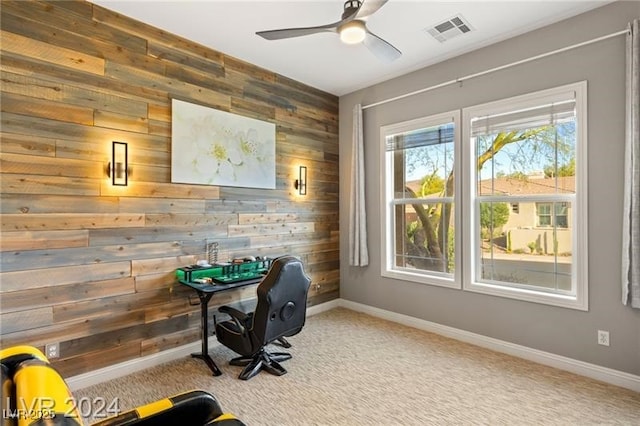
[107,141,129,186]
[294,165,307,195]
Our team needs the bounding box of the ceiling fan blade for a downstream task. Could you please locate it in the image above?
[257,25,338,40]
[256,0,362,40]
[355,0,389,19]
[363,30,401,62]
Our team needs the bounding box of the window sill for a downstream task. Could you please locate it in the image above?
[382,269,460,289]
[463,280,588,311]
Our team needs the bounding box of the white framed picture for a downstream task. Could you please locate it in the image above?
[171,99,276,189]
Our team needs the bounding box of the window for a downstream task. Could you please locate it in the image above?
[463,82,587,310]
[381,83,587,310]
[381,111,460,288]
[537,203,552,227]
[536,202,568,228]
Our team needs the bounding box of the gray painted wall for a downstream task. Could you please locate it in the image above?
[339,1,640,375]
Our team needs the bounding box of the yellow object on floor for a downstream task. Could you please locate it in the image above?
[0,346,245,426]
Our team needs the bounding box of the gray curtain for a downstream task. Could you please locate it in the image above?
[349,104,369,266]
[622,19,639,308]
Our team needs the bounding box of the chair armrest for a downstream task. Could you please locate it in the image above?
[91,390,229,426]
[217,306,253,336]
[13,359,83,425]
[0,345,48,373]
[218,305,250,322]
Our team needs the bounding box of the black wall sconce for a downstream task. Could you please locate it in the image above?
[294,165,307,195]
[107,141,129,186]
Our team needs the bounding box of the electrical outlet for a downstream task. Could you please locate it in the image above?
[45,342,59,359]
[597,330,610,347]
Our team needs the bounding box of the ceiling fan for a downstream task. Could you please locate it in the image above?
[256,0,401,62]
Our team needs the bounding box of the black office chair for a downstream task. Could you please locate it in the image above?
[214,255,311,380]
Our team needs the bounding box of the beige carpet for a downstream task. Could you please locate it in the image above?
[75,308,640,425]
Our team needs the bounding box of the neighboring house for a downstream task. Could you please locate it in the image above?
[479,174,575,255]
[405,173,575,255]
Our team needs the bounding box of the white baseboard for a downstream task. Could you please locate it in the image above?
[66,340,209,391]
[67,298,639,393]
[307,298,340,316]
[66,299,338,391]
[339,299,640,393]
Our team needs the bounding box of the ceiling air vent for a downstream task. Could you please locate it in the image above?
[425,15,473,43]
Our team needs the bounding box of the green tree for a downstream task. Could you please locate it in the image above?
[420,172,444,196]
[403,127,552,272]
[479,202,510,235]
[544,158,575,177]
[504,171,529,180]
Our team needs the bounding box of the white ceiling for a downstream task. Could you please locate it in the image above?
[91,0,612,96]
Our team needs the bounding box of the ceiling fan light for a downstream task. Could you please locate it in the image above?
[339,20,366,44]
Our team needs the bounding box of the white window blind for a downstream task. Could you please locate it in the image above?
[471,99,576,136]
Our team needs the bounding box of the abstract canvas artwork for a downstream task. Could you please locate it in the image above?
[171,99,276,189]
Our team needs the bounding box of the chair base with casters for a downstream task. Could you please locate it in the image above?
[214,308,296,380]
[230,348,292,381]
[275,337,292,348]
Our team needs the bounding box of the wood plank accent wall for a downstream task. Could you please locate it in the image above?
[0,0,339,377]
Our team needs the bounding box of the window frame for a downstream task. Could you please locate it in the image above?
[462,81,588,310]
[378,82,587,311]
[380,110,462,289]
